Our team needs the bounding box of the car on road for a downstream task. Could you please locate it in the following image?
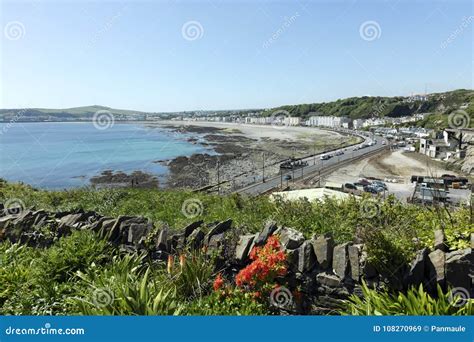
[334,150,344,156]
[357,178,371,186]
[372,180,388,190]
[320,154,331,160]
[364,185,385,194]
[283,175,292,181]
[344,183,357,190]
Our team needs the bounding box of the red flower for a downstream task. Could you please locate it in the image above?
[235,235,287,289]
[213,273,224,291]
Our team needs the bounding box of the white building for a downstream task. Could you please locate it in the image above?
[307,115,351,128]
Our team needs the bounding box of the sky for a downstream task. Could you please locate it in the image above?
[0,0,472,112]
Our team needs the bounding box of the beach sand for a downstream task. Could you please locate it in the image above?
[148,120,360,192]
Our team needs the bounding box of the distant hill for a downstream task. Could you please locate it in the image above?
[268,89,474,127]
[0,105,153,122]
[1,89,473,128]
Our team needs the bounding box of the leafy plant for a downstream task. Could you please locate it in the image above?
[343,282,473,315]
[74,254,183,315]
[185,288,267,315]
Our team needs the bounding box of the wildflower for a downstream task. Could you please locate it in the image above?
[179,254,186,269]
[167,255,174,274]
[235,236,287,288]
[213,273,224,291]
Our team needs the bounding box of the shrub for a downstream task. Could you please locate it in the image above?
[235,235,287,289]
[159,251,216,300]
[342,282,473,315]
[73,254,183,315]
[184,288,267,315]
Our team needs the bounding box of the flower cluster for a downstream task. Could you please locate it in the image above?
[213,273,224,291]
[235,235,287,288]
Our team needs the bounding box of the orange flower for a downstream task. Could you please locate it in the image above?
[167,255,174,274]
[179,254,186,269]
[213,273,224,291]
[235,235,287,288]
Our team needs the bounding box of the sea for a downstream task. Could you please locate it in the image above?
[0,122,210,189]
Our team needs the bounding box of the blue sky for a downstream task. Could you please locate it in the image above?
[0,0,472,112]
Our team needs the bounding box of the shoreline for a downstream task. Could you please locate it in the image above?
[147,121,362,191]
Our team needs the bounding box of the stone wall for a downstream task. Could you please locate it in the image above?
[0,205,472,314]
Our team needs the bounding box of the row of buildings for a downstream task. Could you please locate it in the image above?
[181,113,427,129]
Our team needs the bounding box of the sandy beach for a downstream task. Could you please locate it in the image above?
[147,120,361,191]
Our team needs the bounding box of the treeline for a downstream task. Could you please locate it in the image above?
[267,89,474,120]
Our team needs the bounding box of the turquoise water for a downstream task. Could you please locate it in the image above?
[0,122,209,189]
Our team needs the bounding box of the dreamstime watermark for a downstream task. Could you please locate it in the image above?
[4,21,25,41]
[181,198,204,218]
[270,110,291,130]
[5,323,85,336]
[262,12,300,49]
[4,198,26,215]
[359,199,380,219]
[269,286,293,309]
[448,110,470,129]
[92,288,114,307]
[370,102,386,118]
[359,20,381,41]
[448,287,471,307]
[440,16,473,50]
[1,108,27,135]
[92,110,115,130]
[181,21,204,41]
[86,6,127,50]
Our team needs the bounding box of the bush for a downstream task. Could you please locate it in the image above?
[342,282,473,315]
[0,230,111,315]
[184,289,267,315]
[73,254,183,315]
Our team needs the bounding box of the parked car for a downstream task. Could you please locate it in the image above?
[372,180,388,190]
[363,186,379,194]
[357,178,371,186]
[344,183,357,190]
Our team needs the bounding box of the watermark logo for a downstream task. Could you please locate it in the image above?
[181,198,204,218]
[448,287,471,307]
[92,110,115,130]
[359,20,381,41]
[4,21,25,41]
[440,16,473,50]
[270,110,291,130]
[269,286,293,309]
[181,21,204,41]
[448,110,470,129]
[360,199,380,219]
[4,198,26,215]
[92,288,114,307]
[262,12,299,49]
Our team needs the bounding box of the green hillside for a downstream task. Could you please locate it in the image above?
[0,105,152,122]
[268,89,474,122]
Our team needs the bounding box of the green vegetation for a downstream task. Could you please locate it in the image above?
[343,282,473,315]
[0,105,151,122]
[2,89,472,126]
[268,89,474,123]
[1,181,471,257]
[0,181,472,315]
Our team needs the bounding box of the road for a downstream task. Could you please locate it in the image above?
[234,138,388,195]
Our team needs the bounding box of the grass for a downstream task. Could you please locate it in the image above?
[343,282,473,315]
[0,180,472,315]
